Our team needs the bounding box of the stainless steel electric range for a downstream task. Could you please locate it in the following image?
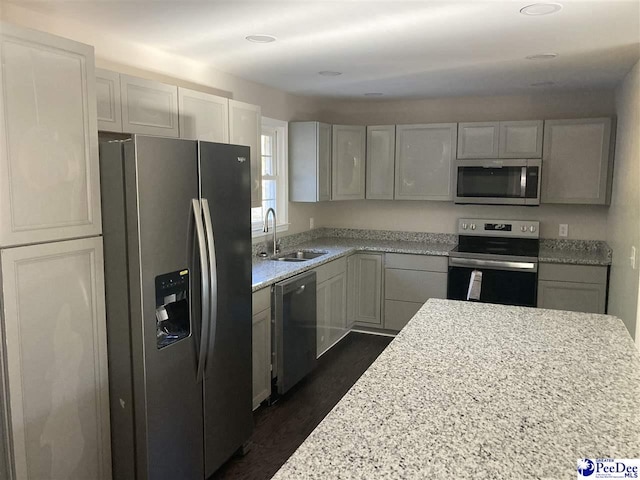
[447,218,540,307]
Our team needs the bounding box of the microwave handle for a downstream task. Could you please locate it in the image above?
[520,166,527,198]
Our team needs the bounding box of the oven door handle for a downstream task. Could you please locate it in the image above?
[449,257,538,272]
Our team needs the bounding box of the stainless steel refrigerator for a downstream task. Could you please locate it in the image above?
[99,135,253,480]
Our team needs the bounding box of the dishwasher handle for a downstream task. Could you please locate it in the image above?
[277,271,317,295]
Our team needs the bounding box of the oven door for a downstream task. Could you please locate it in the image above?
[455,159,541,205]
[447,257,538,307]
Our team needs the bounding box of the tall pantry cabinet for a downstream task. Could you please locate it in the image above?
[0,22,111,480]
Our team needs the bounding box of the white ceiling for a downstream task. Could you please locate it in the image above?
[9,0,640,98]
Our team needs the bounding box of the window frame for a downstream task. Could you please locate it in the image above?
[251,116,289,237]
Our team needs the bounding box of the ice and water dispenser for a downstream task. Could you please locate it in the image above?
[155,270,190,349]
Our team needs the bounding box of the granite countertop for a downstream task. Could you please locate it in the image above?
[252,238,456,292]
[539,240,612,266]
[252,236,611,291]
[273,299,640,480]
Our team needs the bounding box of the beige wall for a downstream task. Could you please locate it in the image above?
[607,60,640,341]
[2,3,323,237]
[316,201,609,239]
[312,90,616,239]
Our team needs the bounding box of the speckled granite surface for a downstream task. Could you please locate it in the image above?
[272,299,640,480]
[252,238,456,292]
[539,239,612,266]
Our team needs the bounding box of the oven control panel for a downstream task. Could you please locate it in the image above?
[458,219,540,238]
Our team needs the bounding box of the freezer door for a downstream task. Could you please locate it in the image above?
[198,141,253,477]
[125,136,205,480]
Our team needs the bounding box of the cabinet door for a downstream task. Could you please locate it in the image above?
[95,68,122,132]
[178,87,229,143]
[0,24,102,247]
[0,237,111,480]
[457,122,499,159]
[366,125,395,199]
[538,280,606,314]
[499,120,543,158]
[395,124,457,200]
[318,122,332,202]
[316,280,330,357]
[541,118,613,205]
[350,254,383,326]
[229,100,262,207]
[252,308,271,409]
[328,272,348,345]
[120,74,179,137]
[332,125,365,200]
[384,300,423,332]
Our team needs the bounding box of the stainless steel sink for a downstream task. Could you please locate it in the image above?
[272,250,328,262]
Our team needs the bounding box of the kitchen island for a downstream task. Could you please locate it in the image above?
[272,299,640,479]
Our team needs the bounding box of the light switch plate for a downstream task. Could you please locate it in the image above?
[309,217,315,229]
[631,246,637,269]
[559,224,568,237]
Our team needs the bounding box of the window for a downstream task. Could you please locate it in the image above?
[251,117,288,235]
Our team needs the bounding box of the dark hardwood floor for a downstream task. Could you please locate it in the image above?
[210,332,393,480]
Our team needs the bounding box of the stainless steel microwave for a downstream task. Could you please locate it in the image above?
[454,159,541,206]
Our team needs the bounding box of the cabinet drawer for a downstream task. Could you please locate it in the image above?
[384,300,423,332]
[252,287,271,315]
[314,257,347,284]
[385,253,448,272]
[538,263,607,284]
[385,268,447,303]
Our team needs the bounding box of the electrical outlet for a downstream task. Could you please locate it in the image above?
[631,246,637,270]
[309,217,315,229]
[559,224,568,237]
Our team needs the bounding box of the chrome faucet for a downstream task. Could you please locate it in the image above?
[263,208,278,255]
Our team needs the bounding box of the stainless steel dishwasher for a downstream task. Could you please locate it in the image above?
[272,270,317,396]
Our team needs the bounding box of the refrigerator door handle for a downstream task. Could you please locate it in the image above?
[191,199,210,383]
[201,198,218,375]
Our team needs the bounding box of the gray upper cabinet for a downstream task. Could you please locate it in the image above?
[541,118,614,205]
[178,87,229,143]
[289,121,331,202]
[120,74,179,137]
[457,122,499,158]
[95,68,123,132]
[498,120,543,158]
[332,125,366,200]
[366,125,395,200]
[395,123,457,201]
[228,99,262,208]
[458,120,543,159]
[0,23,103,247]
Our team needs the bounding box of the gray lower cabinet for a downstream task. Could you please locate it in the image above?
[347,253,384,327]
[541,118,614,205]
[315,258,347,357]
[384,253,448,331]
[252,288,271,409]
[537,263,608,314]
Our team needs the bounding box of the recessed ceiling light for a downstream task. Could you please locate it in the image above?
[245,34,277,43]
[520,3,562,16]
[318,71,342,76]
[364,92,384,97]
[530,81,555,87]
[526,53,559,60]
